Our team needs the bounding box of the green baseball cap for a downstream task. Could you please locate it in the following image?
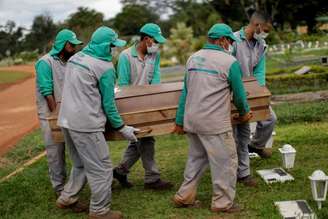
[90,26,126,47]
[140,23,166,44]
[208,23,240,42]
[49,29,83,55]
[82,26,126,61]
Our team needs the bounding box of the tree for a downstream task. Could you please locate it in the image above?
[110,4,159,36]
[120,0,176,16]
[64,7,104,43]
[210,0,328,33]
[23,14,57,53]
[168,22,194,64]
[169,0,221,36]
[0,21,24,59]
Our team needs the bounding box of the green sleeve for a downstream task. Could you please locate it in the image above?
[228,61,250,116]
[253,54,266,86]
[35,60,53,96]
[151,53,161,84]
[175,74,188,125]
[99,69,124,129]
[117,53,131,87]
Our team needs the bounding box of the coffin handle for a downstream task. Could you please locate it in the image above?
[136,127,153,135]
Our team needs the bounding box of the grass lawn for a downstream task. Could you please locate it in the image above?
[0,101,328,219]
[0,71,32,91]
[0,71,32,84]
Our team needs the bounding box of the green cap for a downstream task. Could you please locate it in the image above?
[207,23,240,42]
[49,29,83,55]
[140,23,166,44]
[82,26,126,61]
[89,26,126,47]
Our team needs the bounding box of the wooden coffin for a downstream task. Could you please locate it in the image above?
[48,77,271,143]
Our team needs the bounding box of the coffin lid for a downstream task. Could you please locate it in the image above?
[115,77,271,100]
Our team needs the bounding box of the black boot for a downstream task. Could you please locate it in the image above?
[144,179,173,190]
[248,145,272,158]
[113,168,133,188]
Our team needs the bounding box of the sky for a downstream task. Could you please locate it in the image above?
[0,0,123,29]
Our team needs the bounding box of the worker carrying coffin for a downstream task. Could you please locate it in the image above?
[172,23,252,213]
[113,23,173,190]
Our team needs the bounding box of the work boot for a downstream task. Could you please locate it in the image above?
[89,211,123,219]
[237,175,258,187]
[56,199,89,213]
[248,145,272,158]
[211,203,242,213]
[113,168,133,188]
[172,196,201,208]
[144,179,173,190]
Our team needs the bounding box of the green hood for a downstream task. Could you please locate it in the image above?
[82,26,126,62]
[49,29,82,56]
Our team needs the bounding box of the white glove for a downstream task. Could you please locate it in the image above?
[119,125,140,142]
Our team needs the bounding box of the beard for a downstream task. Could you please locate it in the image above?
[61,50,75,62]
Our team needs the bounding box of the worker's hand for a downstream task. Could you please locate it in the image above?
[172,124,185,135]
[234,111,253,123]
[119,125,140,142]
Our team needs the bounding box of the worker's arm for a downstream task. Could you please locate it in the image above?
[117,53,131,87]
[228,61,250,116]
[99,68,124,130]
[253,54,266,86]
[150,52,161,84]
[35,60,56,112]
[175,74,188,126]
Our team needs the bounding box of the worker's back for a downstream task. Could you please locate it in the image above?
[183,45,236,135]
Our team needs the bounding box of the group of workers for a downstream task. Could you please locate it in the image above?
[35,10,276,219]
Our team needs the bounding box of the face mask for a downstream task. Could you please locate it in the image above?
[227,44,234,54]
[254,24,269,40]
[254,31,269,40]
[147,43,159,54]
[221,38,233,54]
[110,47,116,56]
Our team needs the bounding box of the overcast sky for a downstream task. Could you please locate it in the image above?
[0,0,123,29]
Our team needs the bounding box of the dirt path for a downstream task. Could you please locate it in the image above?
[0,65,38,156]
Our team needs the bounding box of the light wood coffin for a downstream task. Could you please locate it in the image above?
[48,77,271,143]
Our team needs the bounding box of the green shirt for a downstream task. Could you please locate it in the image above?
[117,44,161,86]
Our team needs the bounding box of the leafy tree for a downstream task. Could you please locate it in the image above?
[64,7,104,43]
[0,21,24,59]
[23,14,57,53]
[168,22,194,64]
[169,0,221,36]
[110,4,159,36]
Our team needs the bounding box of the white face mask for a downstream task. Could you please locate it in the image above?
[221,38,234,54]
[110,47,116,56]
[147,43,159,54]
[226,44,234,54]
[254,31,269,40]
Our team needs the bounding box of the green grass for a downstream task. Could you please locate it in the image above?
[1,102,328,219]
[0,71,32,85]
[266,48,328,70]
